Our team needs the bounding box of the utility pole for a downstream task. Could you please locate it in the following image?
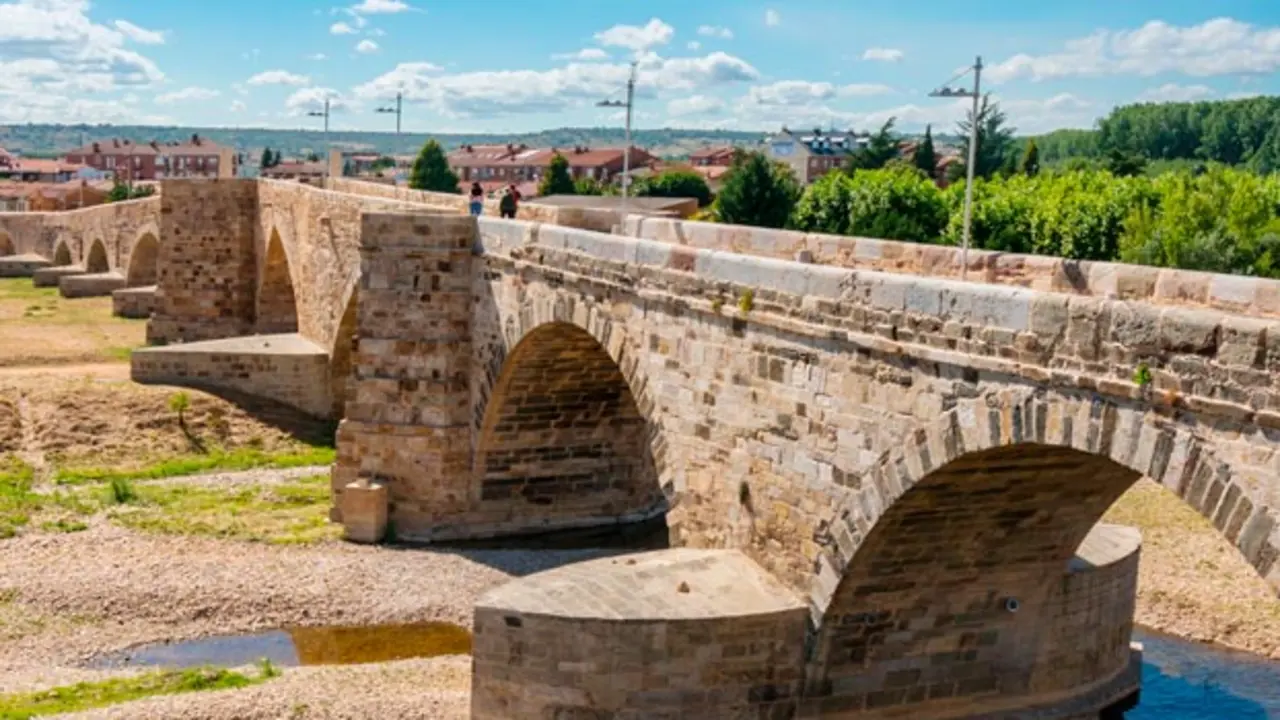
[376,91,403,135]
[308,98,331,180]
[929,55,983,281]
[596,61,637,217]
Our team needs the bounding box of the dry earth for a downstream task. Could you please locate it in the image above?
[0,279,145,368]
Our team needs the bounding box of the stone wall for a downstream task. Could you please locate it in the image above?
[112,286,156,319]
[624,215,1280,320]
[0,197,160,278]
[148,180,258,344]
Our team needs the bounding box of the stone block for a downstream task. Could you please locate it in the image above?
[342,481,389,544]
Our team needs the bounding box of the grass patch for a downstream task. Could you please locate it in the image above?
[0,666,273,718]
[54,446,337,486]
[109,474,340,545]
[0,456,38,539]
[0,279,56,302]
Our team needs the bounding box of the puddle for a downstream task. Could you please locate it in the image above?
[90,622,472,670]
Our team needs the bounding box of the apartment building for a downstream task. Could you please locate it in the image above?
[63,134,237,181]
[761,128,867,184]
[447,144,655,194]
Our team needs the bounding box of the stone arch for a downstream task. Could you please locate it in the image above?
[126,231,159,287]
[53,240,72,266]
[808,389,1278,695]
[473,308,669,532]
[256,228,299,334]
[85,239,109,274]
[329,287,358,419]
[0,231,12,256]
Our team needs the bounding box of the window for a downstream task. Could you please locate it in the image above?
[133,156,141,169]
[106,157,116,169]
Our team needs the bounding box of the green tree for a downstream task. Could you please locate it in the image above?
[955,96,1016,180]
[913,125,938,178]
[574,177,605,195]
[259,148,274,168]
[1105,148,1147,178]
[634,170,713,207]
[408,139,460,193]
[1020,139,1040,177]
[790,172,856,236]
[713,150,800,229]
[844,165,947,243]
[539,153,576,196]
[306,152,320,162]
[849,118,900,171]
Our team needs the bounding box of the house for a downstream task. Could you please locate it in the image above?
[0,149,87,183]
[62,134,237,181]
[447,144,534,184]
[522,146,656,185]
[761,128,866,184]
[0,180,110,212]
[688,146,737,167]
[260,161,328,184]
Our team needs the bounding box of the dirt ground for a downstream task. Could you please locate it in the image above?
[0,279,145,368]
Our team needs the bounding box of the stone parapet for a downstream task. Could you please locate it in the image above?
[33,265,86,287]
[0,254,52,278]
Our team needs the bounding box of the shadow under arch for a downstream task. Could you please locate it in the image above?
[53,240,72,266]
[0,231,12,256]
[85,239,109,273]
[126,231,159,287]
[256,228,299,334]
[472,319,669,542]
[806,390,1279,712]
[328,286,358,419]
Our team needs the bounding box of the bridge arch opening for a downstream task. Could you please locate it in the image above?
[812,443,1144,713]
[474,321,667,538]
[0,231,12,257]
[53,241,72,266]
[126,232,159,287]
[329,288,357,419]
[85,239,109,274]
[256,229,299,334]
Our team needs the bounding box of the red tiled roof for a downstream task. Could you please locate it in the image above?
[2,158,86,174]
[522,147,653,168]
[689,146,735,161]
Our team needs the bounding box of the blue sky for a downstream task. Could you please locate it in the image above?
[5,0,1280,135]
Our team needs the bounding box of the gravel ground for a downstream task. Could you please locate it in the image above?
[0,522,606,718]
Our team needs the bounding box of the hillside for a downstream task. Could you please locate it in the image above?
[0,124,767,160]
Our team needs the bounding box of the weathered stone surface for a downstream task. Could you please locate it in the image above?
[341,481,388,544]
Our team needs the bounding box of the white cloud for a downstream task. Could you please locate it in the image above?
[247,70,311,86]
[307,53,327,61]
[0,0,166,123]
[241,48,260,61]
[553,48,609,61]
[667,94,725,117]
[862,47,904,62]
[113,20,165,45]
[155,86,220,104]
[354,52,757,118]
[1137,83,1216,103]
[697,25,733,39]
[356,39,379,53]
[285,87,350,115]
[367,27,386,37]
[330,21,358,34]
[230,100,246,112]
[764,9,781,27]
[350,0,411,13]
[594,18,674,52]
[839,83,894,97]
[989,17,1280,83]
[747,80,838,105]
[687,41,701,51]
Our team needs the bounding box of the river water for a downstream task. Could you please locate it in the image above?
[1130,628,1280,718]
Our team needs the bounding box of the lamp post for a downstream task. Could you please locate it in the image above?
[376,91,402,135]
[929,55,983,281]
[307,98,331,180]
[596,61,637,217]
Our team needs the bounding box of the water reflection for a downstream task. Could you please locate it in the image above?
[90,622,472,670]
[1129,628,1280,718]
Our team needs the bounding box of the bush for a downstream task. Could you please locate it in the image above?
[791,172,855,236]
[713,151,800,229]
[845,166,948,243]
[634,170,713,207]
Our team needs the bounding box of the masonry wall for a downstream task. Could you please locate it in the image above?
[0,197,160,277]
[625,215,1280,320]
[148,180,258,344]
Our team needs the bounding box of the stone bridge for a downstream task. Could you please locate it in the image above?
[8,176,1280,717]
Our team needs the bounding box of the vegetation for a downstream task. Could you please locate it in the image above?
[53,446,336,486]
[407,139,459,193]
[913,125,937,177]
[954,95,1017,181]
[633,170,713,207]
[713,150,800,229]
[847,118,900,171]
[0,666,271,718]
[105,182,156,203]
[538,153,576,196]
[259,148,280,168]
[1020,139,1040,177]
[792,165,948,243]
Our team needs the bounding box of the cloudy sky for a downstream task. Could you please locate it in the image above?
[3,0,1279,135]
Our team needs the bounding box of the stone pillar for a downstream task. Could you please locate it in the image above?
[342,480,388,543]
[330,212,477,540]
[147,179,258,344]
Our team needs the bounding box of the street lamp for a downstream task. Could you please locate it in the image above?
[307,98,330,180]
[597,61,637,216]
[929,55,983,281]
[376,91,403,135]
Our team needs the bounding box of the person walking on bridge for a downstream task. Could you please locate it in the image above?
[469,182,484,216]
[498,184,520,219]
